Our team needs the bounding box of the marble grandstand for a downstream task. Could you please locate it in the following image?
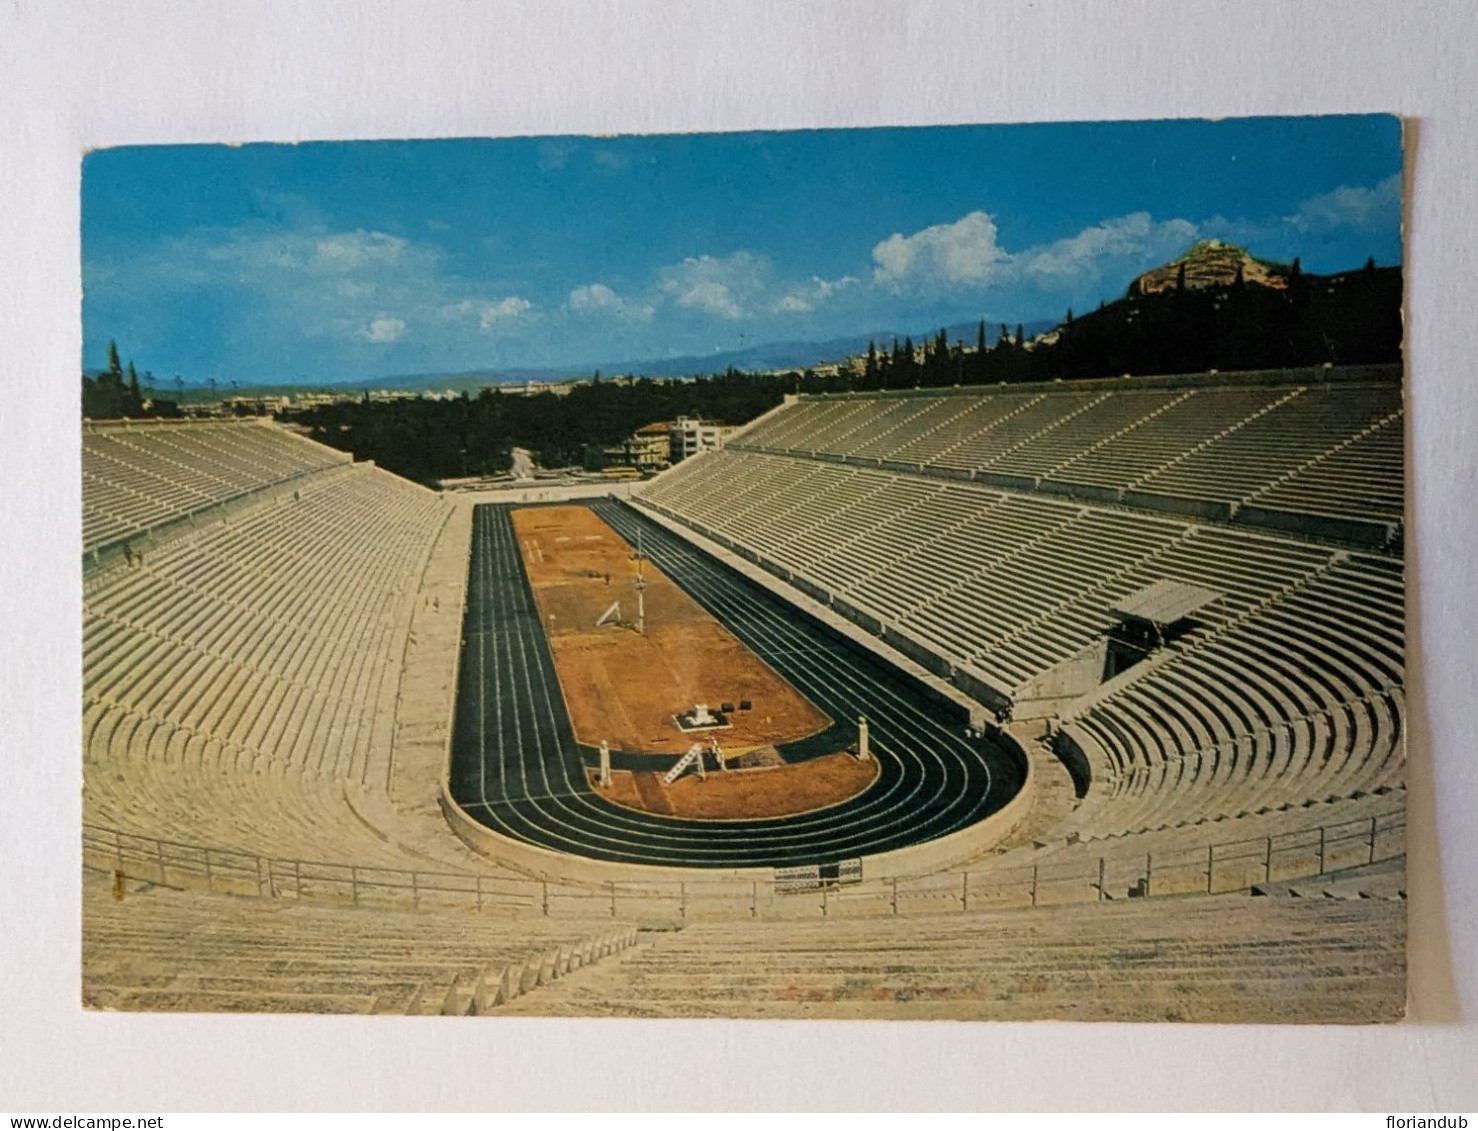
[79,367,1409,1021]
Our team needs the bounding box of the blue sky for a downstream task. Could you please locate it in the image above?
[82,115,1403,385]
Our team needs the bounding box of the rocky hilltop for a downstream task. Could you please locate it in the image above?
[1129,239,1289,296]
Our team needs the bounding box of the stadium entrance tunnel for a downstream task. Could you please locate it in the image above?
[444,500,1027,871]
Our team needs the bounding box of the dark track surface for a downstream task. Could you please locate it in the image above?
[447,500,1022,869]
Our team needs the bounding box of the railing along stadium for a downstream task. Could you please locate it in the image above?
[83,808,1405,920]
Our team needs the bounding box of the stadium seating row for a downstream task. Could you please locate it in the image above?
[730,376,1403,530]
[492,891,1404,1022]
[83,461,446,784]
[83,419,349,554]
[84,874,638,1015]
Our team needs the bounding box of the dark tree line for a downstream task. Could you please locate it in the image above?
[82,341,182,419]
[285,370,821,485]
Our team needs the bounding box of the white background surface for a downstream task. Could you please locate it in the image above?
[2,0,1475,1113]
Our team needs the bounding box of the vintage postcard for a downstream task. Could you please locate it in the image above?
[81,115,1406,1021]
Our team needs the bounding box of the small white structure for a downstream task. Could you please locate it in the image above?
[597,740,612,788]
[662,742,708,786]
[857,715,870,762]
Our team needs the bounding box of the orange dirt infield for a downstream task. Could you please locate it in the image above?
[512,505,863,819]
[587,754,880,820]
[513,504,831,757]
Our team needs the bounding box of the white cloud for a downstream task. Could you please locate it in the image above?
[658,251,770,319]
[1286,173,1402,234]
[872,211,1008,290]
[869,208,1207,296]
[364,316,406,343]
[776,274,860,313]
[103,221,543,356]
[678,281,743,318]
[477,296,533,327]
[1019,212,1199,284]
[568,282,654,321]
[309,230,415,273]
[441,296,535,329]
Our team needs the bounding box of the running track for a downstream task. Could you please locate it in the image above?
[446,500,1023,868]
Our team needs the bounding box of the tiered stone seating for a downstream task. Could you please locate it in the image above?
[964,508,1193,684]
[494,893,1404,1021]
[722,376,1402,525]
[1064,550,1403,837]
[84,876,638,1015]
[640,373,1405,863]
[985,389,1189,480]
[83,465,446,784]
[83,485,512,880]
[1247,414,1405,521]
[1022,788,1402,898]
[76,377,1405,1022]
[82,759,500,874]
[849,396,1002,462]
[1131,384,1402,506]
[648,448,1350,695]
[1046,386,1291,490]
[82,420,349,554]
[888,393,1046,468]
[932,391,1106,475]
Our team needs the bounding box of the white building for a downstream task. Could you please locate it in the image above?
[670,416,728,462]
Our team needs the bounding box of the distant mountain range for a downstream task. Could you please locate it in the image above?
[96,319,1058,399]
[278,317,1052,393]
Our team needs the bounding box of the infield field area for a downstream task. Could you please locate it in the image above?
[511,505,831,757]
[512,504,877,819]
[446,499,1023,869]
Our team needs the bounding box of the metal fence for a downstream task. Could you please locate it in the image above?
[83,808,1405,921]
